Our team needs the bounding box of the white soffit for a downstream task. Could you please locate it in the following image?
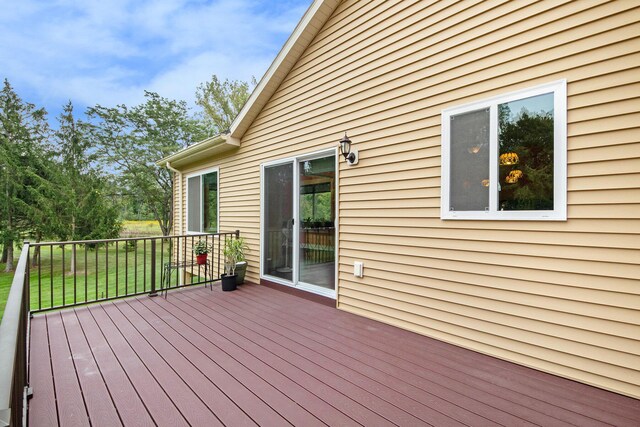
[156,135,239,168]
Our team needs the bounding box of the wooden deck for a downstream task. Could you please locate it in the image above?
[28,283,640,426]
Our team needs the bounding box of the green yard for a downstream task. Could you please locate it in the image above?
[0,220,166,320]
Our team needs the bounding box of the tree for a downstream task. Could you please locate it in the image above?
[55,101,122,271]
[86,91,208,236]
[0,79,51,271]
[195,75,255,135]
[498,105,554,211]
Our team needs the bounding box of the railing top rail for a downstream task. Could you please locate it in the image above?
[0,243,29,414]
[30,231,239,247]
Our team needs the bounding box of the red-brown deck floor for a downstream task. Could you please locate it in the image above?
[28,284,640,426]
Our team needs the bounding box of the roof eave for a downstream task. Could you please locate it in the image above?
[155,0,339,170]
[156,134,240,169]
[229,0,340,140]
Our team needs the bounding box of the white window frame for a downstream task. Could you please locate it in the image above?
[441,80,567,221]
[259,147,338,300]
[185,166,220,234]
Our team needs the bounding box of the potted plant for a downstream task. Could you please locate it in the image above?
[193,239,210,265]
[221,237,247,291]
[230,237,249,285]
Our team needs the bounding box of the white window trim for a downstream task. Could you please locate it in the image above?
[441,79,567,221]
[185,166,220,234]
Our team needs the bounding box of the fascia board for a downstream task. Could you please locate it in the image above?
[229,0,340,140]
[156,134,237,168]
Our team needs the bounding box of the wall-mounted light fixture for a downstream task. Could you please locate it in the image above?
[339,132,358,165]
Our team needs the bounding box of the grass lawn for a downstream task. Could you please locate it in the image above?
[0,220,171,320]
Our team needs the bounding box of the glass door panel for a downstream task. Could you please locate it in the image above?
[263,162,294,282]
[298,155,335,290]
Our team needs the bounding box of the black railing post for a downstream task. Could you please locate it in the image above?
[25,232,237,311]
[149,239,158,297]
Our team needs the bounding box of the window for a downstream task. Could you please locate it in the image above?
[186,167,219,233]
[441,80,567,220]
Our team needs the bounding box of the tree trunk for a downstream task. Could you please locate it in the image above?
[160,220,170,236]
[4,240,14,272]
[31,232,42,267]
[151,202,170,236]
[70,244,76,275]
[4,170,14,271]
[69,216,76,273]
[31,245,40,267]
[4,180,14,271]
[3,172,9,266]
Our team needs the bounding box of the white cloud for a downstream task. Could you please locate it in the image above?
[0,0,310,119]
[146,51,272,106]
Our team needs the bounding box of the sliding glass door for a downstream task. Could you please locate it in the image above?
[262,151,336,297]
[298,156,335,290]
[263,162,294,282]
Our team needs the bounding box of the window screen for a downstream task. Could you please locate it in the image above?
[449,108,490,212]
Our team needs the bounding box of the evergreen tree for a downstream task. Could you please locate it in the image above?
[0,79,51,272]
[499,106,554,211]
[55,101,122,272]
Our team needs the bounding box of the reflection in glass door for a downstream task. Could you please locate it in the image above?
[298,155,335,290]
[263,162,294,282]
[262,151,336,296]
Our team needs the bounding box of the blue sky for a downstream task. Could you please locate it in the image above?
[0,0,311,125]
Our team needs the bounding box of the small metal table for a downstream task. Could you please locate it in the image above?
[160,259,216,297]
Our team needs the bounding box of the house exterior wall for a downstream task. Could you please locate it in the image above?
[176,0,640,397]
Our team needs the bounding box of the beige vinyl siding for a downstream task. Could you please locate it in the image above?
[175,0,640,397]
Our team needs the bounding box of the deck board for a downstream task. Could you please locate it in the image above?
[138,295,318,427]
[178,287,461,426]
[239,286,616,426]
[152,291,378,425]
[237,286,550,424]
[99,302,223,427]
[59,310,122,427]
[87,305,187,427]
[170,288,415,426]
[72,305,156,427]
[211,287,540,426]
[28,316,58,427]
[241,285,638,426]
[46,312,90,427]
[29,283,640,427]
[111,300,255,427]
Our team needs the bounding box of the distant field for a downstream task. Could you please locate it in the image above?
[121,220,163,237]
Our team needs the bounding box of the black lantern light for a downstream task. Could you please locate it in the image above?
[338,132,358,165]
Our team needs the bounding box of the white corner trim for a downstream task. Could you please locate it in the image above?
[165,162,183,235]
